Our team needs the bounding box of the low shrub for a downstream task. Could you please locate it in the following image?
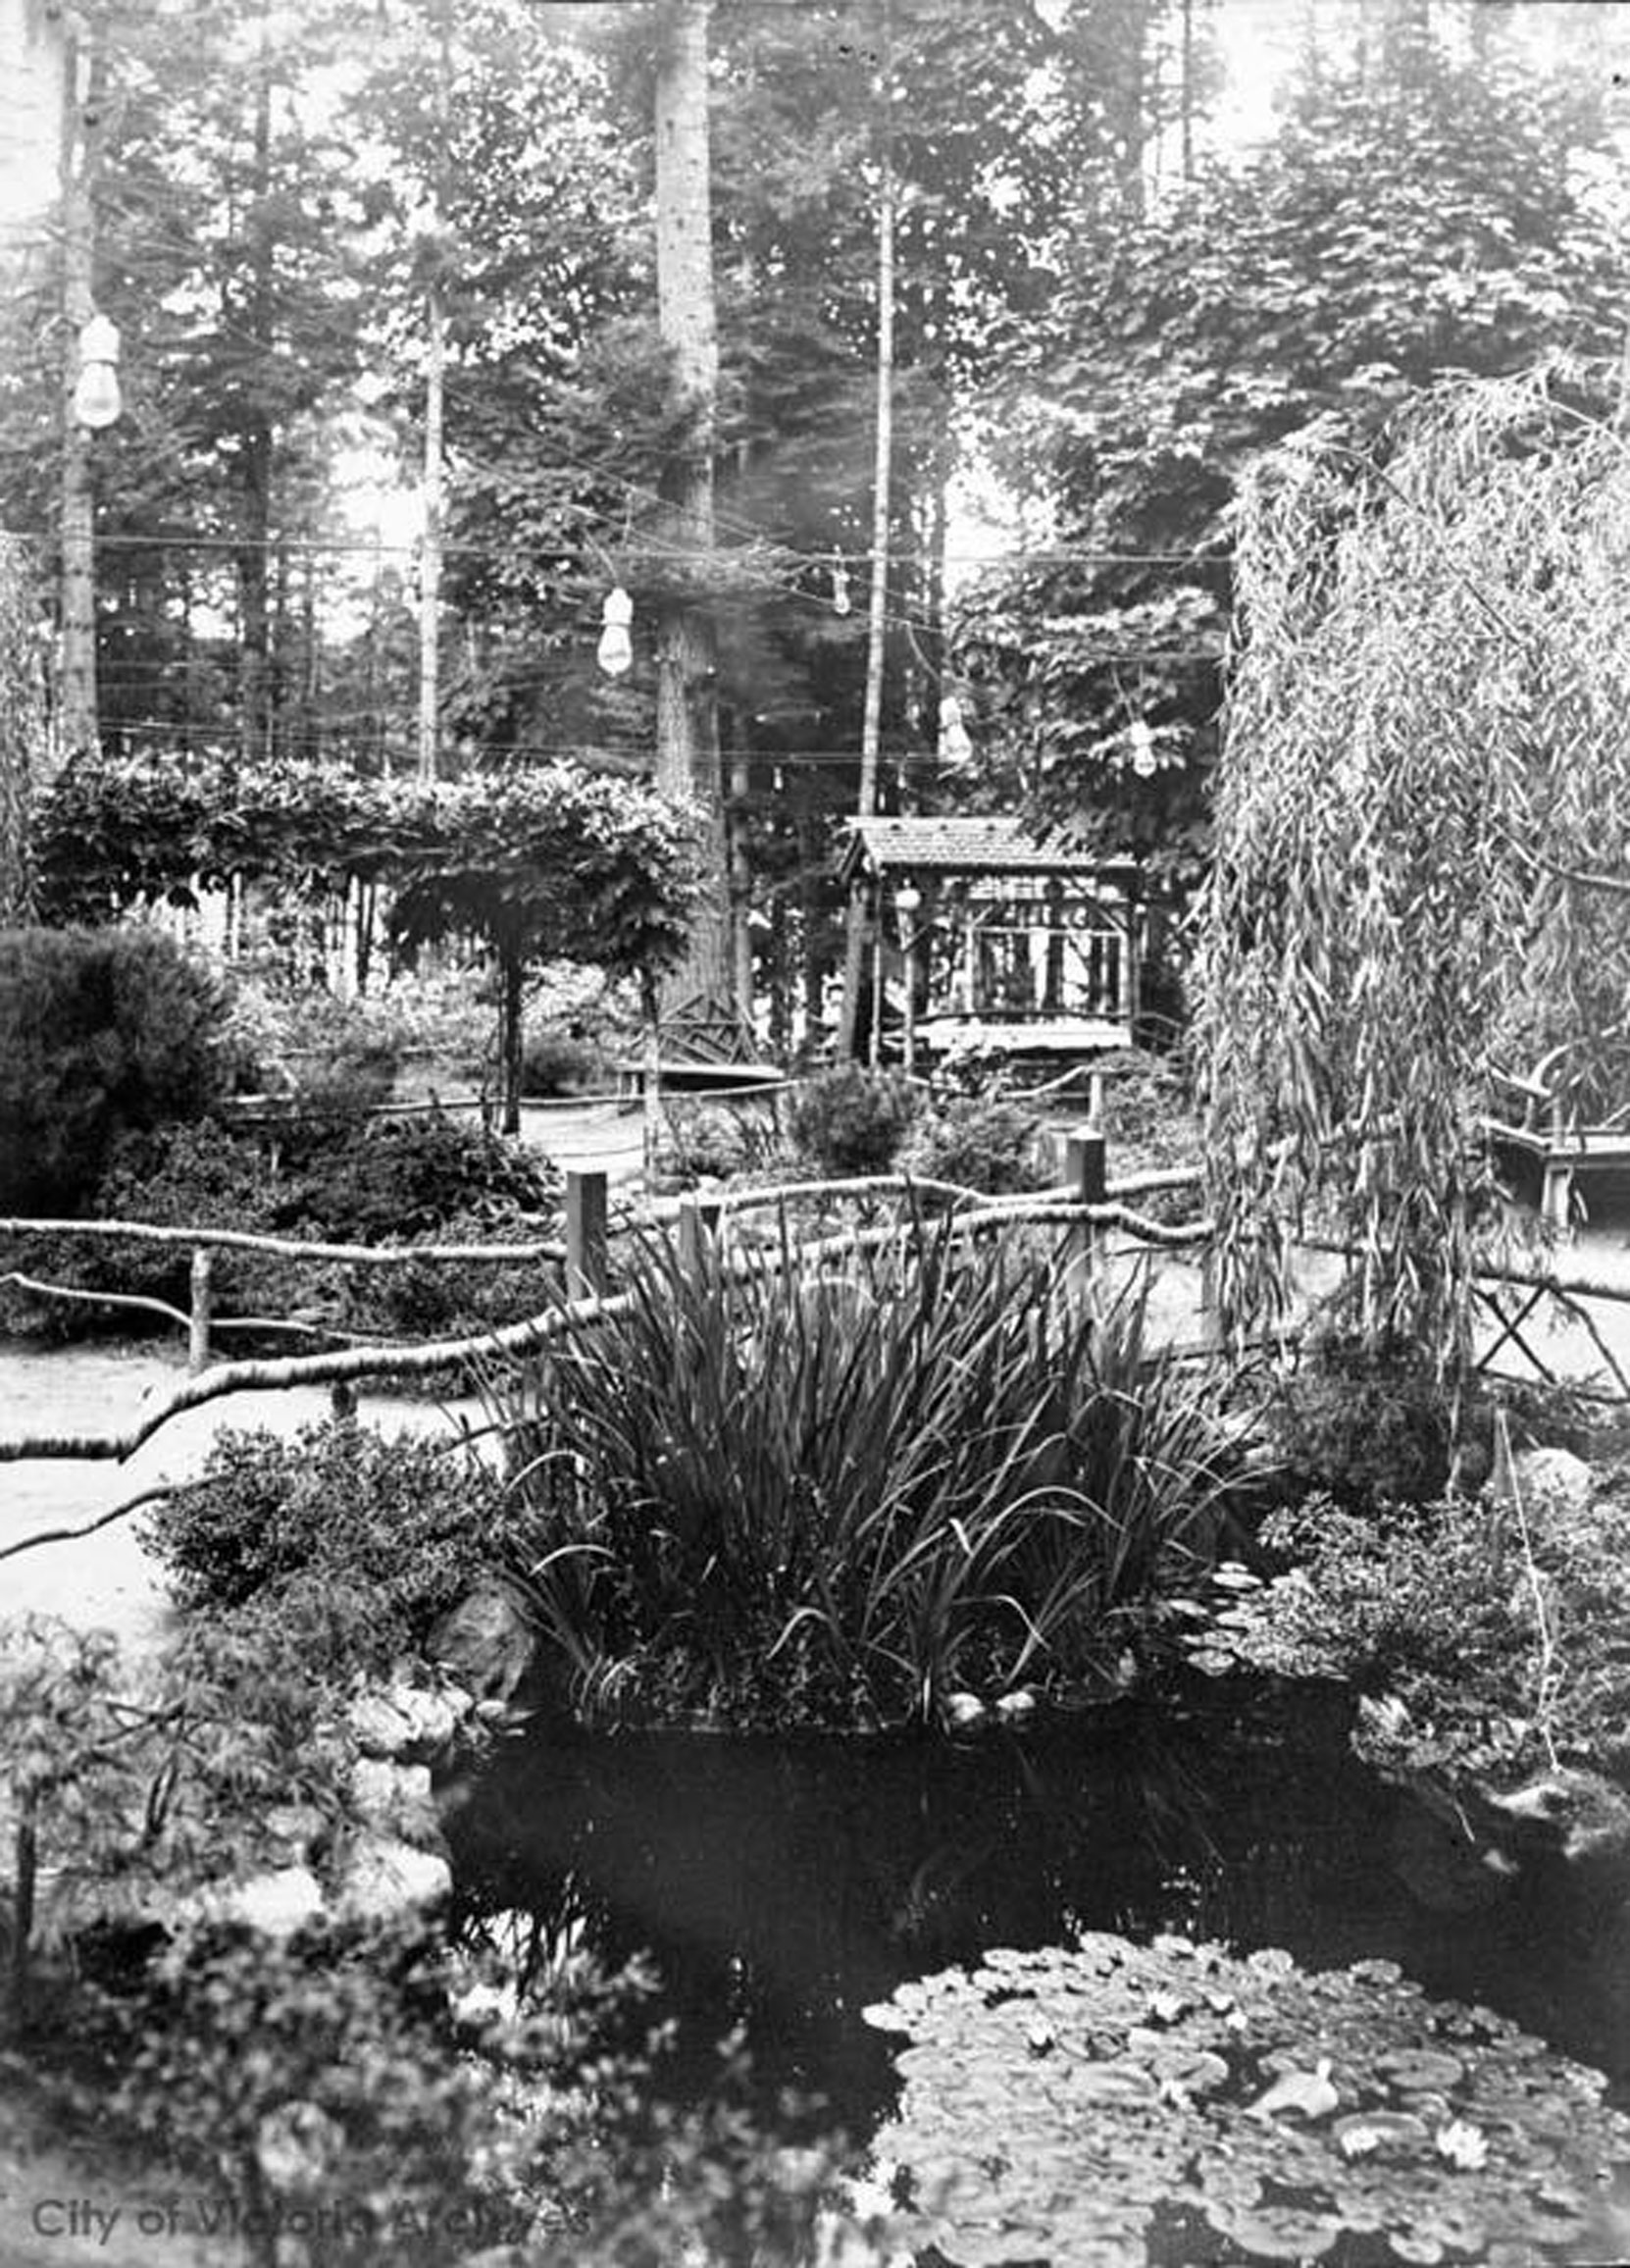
[0,925,233,1214]
[522,1026,601,1097]
[0,1610,358,2019]
[47,1119,302,1323]
[140,1419,527,1664]
[1,1108,560,1347]
[500,1236,1236,1728]
[332,1203,557,1341]
[902,1088,1048,1196]
[789,1064,918,1177]
[4,1624,860,2268]
[1191,1483,1630,1782]
[1270,1334,1458,1509]
[290,1109,558,1243]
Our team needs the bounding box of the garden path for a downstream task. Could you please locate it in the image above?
[0,1344,473,1659]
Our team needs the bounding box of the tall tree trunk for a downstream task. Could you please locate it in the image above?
[0,539,43,923]
[238,43,275,764]
[417,281,445,780]
[654,0,730,1014]
[728,740,754,1025]
[499,936,525,1136]
[838,0,894,1059]
[56,22,102,780]
[300,534,321,759]
[798,809,825,1048]
[418,0,450,782]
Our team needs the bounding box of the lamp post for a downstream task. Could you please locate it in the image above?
[895,881,922,1075]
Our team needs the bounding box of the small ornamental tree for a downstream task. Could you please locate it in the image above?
[384,766,702,1130]
[1199,367,1630,1375]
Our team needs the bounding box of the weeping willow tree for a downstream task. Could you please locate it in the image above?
[1199,367,1630,1372]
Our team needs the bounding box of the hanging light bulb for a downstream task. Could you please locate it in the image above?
[939,694,973,768]
[831,560,852,617]
[72,311,123,431]
[596,585,634,677]
[1127,718,1158,778]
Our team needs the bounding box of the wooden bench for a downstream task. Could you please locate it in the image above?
[1486,1048,1630,1227]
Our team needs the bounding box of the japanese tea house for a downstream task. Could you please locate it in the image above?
[840,814,1149,1060]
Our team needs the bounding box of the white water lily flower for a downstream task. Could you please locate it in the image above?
[1435,2118,1490,2170]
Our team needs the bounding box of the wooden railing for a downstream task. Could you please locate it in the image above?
[10,1128,1630,1481]
[0,1137,1218,1466]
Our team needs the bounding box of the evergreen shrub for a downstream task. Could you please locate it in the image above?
[0,1119,298,1338]
[141,1419,526,1662]
[0,925,231,1213]
[1,1108,560,1344]
[788,1064,918,1176]
[289,1108,558,1241]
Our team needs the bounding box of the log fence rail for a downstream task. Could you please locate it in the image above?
[5,1131,1630,1473]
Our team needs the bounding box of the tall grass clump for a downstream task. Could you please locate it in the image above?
[497,1233,1236,1729]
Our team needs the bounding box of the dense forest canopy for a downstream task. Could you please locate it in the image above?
[2,0,1627,1012]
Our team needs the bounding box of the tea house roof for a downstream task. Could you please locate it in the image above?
[840,814,1134,883]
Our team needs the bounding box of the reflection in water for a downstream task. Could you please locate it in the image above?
[444,1681,1630,2139]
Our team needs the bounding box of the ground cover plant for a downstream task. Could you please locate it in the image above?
[498,1234,1238,1729]
[861,1932,1630,2265]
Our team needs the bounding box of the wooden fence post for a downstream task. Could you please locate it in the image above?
[1061,1130,1107,1309]
[187,1244,214,1373]
[565,1170,609,1300]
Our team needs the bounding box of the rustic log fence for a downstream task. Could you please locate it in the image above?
[6,1128,1630,1477]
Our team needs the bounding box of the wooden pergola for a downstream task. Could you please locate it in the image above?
[840,815,1148,1064]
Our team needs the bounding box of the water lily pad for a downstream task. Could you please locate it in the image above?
[1378,2048,1467,2091]
[1206,2201,1343,2259]
[1388,2232,1444,2264]
[856,1931,1630,2267]
[1335,2111,1431,2155]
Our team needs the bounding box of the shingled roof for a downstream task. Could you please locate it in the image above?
[840,814,1133,880]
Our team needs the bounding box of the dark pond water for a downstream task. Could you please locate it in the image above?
[443,1680,1630,2144]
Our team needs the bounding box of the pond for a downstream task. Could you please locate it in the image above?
[444,1678,1630,2161]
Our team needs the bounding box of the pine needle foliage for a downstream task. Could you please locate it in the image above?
[1200,367,1630,1370]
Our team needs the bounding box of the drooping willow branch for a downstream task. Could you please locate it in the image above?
[1202,369,1630,1366]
